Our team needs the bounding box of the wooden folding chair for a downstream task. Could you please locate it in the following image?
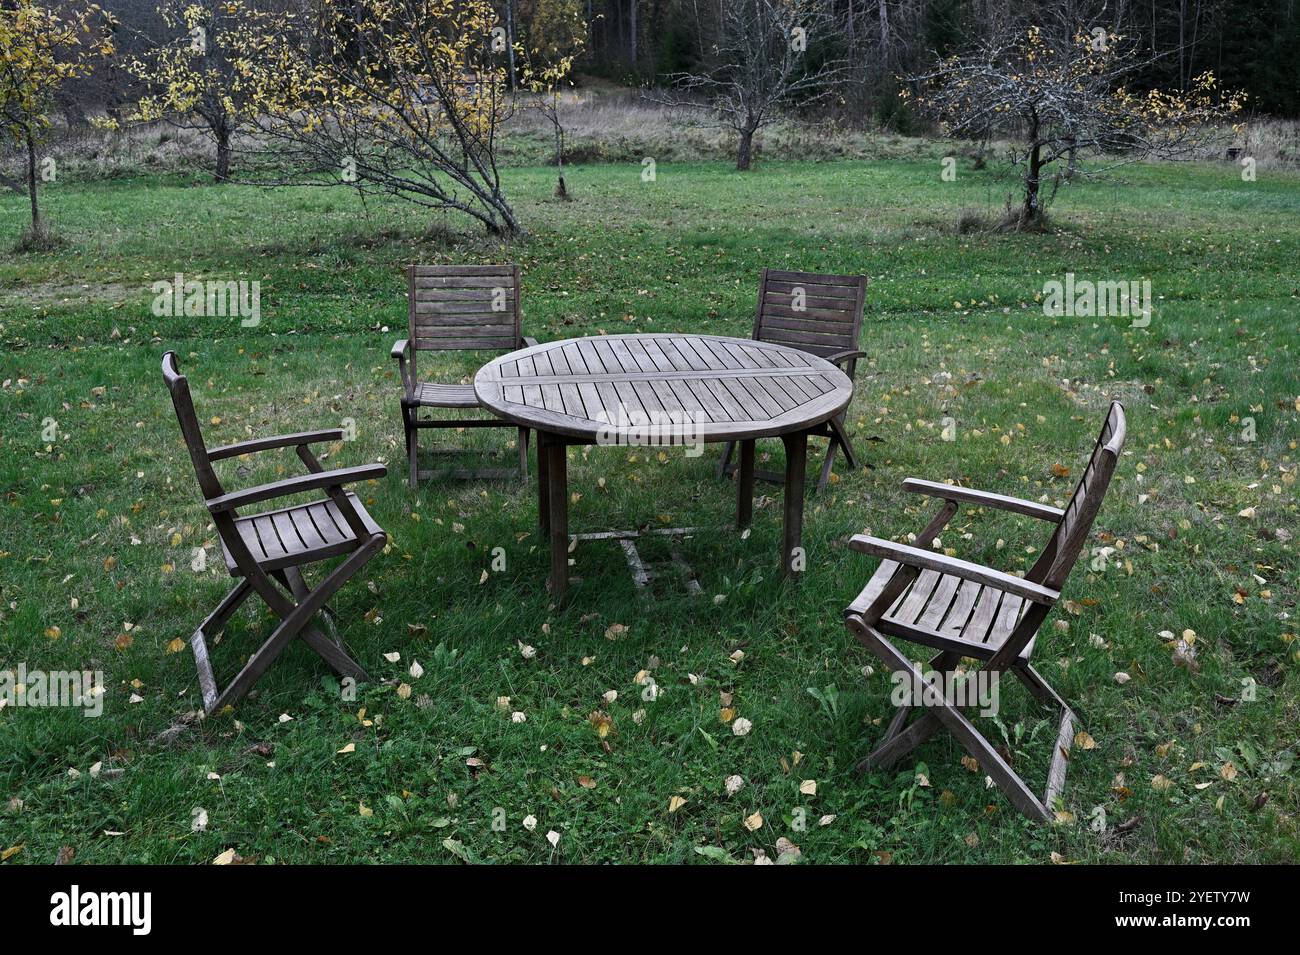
[717,268,869,491]
[843,402,1126,820]
[162,352,387,714]
[392,264,539,487]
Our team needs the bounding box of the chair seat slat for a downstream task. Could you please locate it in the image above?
[916,573,962,630]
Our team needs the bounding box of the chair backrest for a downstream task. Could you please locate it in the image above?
[407,264,522,380]
[752,268,868,370]
[1029,401,1127,590]
[162,351,225,502]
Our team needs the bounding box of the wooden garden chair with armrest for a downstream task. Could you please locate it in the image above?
[843,402,1126,820]
[392,264,539,488]
[163,352,387,714]
[718,268,869,491]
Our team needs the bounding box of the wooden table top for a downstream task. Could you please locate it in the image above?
[474,334,853,442]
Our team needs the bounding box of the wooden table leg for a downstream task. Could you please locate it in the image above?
[780,430,808,579]
[537,432,551,532]
[736,439,755,528]
[544,436,569,597]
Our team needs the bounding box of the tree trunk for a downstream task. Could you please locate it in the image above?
[487,192,526,237]
[505,0,518,92]
[736,126,755,171]
[628,0,637,64]
[553,112,569,199]
[877,0,891,69]
[215,125,232,182]
[25,129,43,237]
[1022,142,1042,224]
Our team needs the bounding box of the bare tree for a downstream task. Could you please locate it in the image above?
[649,0,847,170]
[905,5,1243,226]
[520,5,586,199]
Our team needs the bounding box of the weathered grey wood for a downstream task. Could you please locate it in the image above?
[1043,708,1076,809]
[847,614,1051,821]
[207,466,386,515]
[571,527,699,542]
[416,466,523,481]
[280,566,339,647]
[475,334,853,597]
[1015,661,1072,712]
[395,263,534,485]
[537,435,550,531]
[848,536,1060,605]
[544,438,568,597]
[881,702,914,744]
[669,545,704,596]
[902,478,1066,522]
[715,269,869,490]
[864,709,940,771]
[736,439,755,528]
[843,402,1127,821]
[190,583,253,713]
[620,539,651,591]
[858,649,957,772]
[162,352,383,714]
[208,429,345,461]
[475,334,852,444]
[211,538,382,713]
[780,430,808,579]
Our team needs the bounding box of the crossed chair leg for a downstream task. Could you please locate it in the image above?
[845,615,1077,823]
[188,546,379,715]
[718,413,861,492]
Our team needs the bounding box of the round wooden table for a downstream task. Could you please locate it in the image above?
[474,333,854,596]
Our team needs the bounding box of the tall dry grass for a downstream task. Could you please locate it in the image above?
[4,86,1296,188]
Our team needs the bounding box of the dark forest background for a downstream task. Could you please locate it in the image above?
[62,0,1300,128]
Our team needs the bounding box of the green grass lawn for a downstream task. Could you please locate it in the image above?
[1,155,1297,864]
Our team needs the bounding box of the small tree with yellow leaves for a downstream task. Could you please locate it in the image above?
[125,1,273,182]
[905,12,1245,228]
[0,1,115,246]
[228,0,547,236]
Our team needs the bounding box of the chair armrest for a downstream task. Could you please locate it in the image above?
[521,335,540,348]
[208,430,345,461]
[826,349,868,367]
[902,478,1065,522]
[206,464,387,513]
[392,338,413,395]
[848,535,1059,606]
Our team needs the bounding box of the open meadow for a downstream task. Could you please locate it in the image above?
[1,153,1298,863]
